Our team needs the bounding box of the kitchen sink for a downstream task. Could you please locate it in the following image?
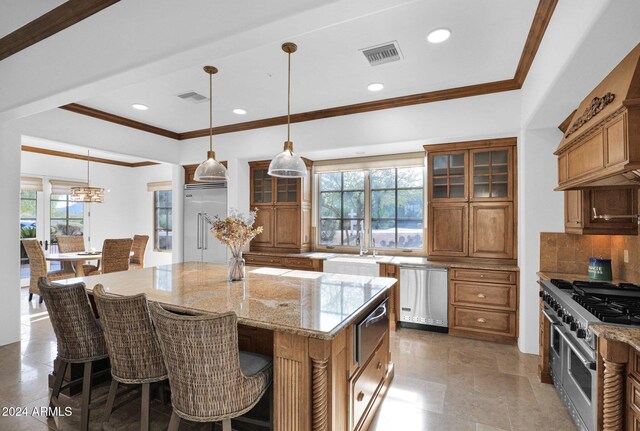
[323,256,382,277]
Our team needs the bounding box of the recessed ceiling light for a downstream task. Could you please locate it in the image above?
[355,151,366,155]
[367,83,384,92]
[233,108,247,115]
[427,28,451,44]
[132,103,149,111]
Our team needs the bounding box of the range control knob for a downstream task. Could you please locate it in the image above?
[576,328,586,339]
[570,322,578,331]
[563,315,573,324]
[539,290,544,298]
[557,309,565,318]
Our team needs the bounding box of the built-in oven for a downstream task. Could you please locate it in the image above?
[559,329,596,431]
[543,308,563,381]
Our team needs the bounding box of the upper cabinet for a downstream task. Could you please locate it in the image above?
[425,138,517,262]
[555,43,640,191]
[564,188,638,235]
[249,160,312,253]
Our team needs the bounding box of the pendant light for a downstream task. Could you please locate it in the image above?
[70,150,104,203]
[194,66,228,182]
[268,42,307,178]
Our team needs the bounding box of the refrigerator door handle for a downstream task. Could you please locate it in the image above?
[203,213,208,250]
[197,213,202,250]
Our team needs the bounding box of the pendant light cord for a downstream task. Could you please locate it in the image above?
[287,50,291,143]
[209,71,213,152]
[87,150,90,186]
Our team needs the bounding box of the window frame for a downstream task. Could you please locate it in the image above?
[20,190,38,239]
[317,171,366,248]
[49,193,84,246]
[154,190,172,252]
[315,164,426,255]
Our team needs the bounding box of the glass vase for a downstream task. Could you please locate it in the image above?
[228,249,245,282]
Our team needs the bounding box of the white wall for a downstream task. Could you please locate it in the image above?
[517,128,564,354]
[20,152,174,268]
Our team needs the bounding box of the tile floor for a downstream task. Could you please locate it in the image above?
[0,288,577,430]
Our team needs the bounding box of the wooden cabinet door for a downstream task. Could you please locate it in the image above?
[250,166,274,205]
[469,202,514,259]
[584,188,638,234]
[428,151,468,202]
[564,190,583,231]
[274,205,301,249]
[252,205,274,248]
[469,147,512,201]
[428,203,468,257]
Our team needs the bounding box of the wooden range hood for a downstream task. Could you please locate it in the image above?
[555,43,640,191]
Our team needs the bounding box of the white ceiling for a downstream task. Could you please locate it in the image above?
[0,0,66,38]
[78,0,538,133]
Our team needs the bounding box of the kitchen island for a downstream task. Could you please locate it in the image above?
[59,262,396,431]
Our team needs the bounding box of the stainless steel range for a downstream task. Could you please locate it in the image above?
[540,278,640,431]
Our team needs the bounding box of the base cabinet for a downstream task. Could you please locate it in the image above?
[469,202,514,259]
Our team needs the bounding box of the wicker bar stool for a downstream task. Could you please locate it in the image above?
[56,235,99,274]
[129,235,149,270]
[93,284,168,431]
[22,239,75,303]
[98,238,134,274]
[38,278,110,431]
[149,303,273,431]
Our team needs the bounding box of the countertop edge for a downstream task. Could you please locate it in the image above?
[591,324,640,352]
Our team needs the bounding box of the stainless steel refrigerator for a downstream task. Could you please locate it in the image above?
[183,183,227,263]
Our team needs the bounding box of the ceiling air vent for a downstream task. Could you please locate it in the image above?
[361,41,402,66]
[177,91,208,104]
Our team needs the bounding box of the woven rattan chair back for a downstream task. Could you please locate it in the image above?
[93,284,167,383]
[130,235,149,267]
[22,239,47,295]
[149,303,270,422]
[38,278,108,363]
[56,235,85,253]
[101,238,133,274]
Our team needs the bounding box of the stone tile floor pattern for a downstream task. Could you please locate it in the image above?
[0,288,577,430]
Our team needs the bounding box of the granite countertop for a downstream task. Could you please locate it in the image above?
[247,251,519,272]
[537,271,629,284]
[60,262,395,340]
[591,324,640,352]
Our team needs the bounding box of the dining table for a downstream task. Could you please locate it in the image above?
[45,252,102,277]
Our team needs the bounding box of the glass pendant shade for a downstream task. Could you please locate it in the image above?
[194,150,228,182]
[268,141,307,178]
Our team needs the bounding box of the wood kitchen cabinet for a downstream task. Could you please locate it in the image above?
[425,138,517,262]
[249,160,312,253]
[564,188,638,235]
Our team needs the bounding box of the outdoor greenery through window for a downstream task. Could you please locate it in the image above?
[371,167,424,249]
[20,191,37,239]
[50,194,84,246]
[154,190,172,251]
[318,167,424,250]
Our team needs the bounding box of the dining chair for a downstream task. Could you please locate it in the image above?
[149,302,273,431]
[99,238,134,274]
[56,235,99,274]
[39,278,110,431]
[129,235,149,270]
[93,285,168,431]
[21,239,75,303]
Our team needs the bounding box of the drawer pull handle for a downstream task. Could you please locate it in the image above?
[357,392,364,402]
[477,318,487,323]
[480,274,484,278]
[376,362,383,370]
[477,293,486,299]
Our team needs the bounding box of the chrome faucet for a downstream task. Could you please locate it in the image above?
[356,230,368,256]
[372,238,377,258]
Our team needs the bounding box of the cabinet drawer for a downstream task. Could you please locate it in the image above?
[351,339,387,430]
[451,306,516,337]
[283,257,314,270]
[245,254,284,267]
[451,268,516,284]
[452,281,516,311]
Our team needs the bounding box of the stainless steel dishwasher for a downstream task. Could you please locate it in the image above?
[399,266,448,331]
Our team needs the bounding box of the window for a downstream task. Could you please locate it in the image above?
[154,190,172,251]
[20,191,37,239]
[371,167,424,249]
[317,166,424,251]
[50,194,84,246]
[318,171,365,246]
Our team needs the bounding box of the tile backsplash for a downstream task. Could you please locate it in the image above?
[540,232,640,283]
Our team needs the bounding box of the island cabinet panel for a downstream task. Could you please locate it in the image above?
[428,203,468,256]
[468,202,514,259]
[564,188,638,235]
[350,337,388,431]
[274,332,311,431]
[249,160,312,253]
[245,253,323,272]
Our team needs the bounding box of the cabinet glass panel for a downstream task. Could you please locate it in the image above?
[431,153,465,199]
[276,178,297,203]
[253,169,272,203]
[472,150,509,199]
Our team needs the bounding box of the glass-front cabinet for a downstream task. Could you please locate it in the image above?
[470,147,512,201]
[429,151,467,201]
